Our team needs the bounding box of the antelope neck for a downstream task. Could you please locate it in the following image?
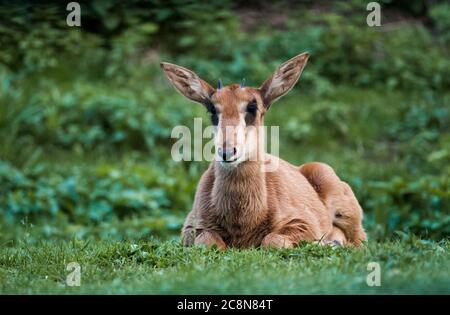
[213,160,268,218]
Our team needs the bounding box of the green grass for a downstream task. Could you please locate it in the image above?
[1,238,449,294]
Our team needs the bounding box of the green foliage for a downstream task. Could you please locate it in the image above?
[0,159,196,225]
[365,175,450,240]
[430,2,450,45]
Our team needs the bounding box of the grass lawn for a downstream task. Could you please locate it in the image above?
[1,238,449,294]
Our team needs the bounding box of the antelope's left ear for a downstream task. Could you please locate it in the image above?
[160,62,214,104]
[259,52,309,108]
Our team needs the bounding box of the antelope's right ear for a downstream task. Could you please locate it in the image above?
[160,62,214,104]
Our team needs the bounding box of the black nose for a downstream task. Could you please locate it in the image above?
[218,147,237,161]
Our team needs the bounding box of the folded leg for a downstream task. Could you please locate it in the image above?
[299,162,367,246]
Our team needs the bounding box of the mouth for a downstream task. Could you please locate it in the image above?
[220,158,238,164]
[218,156,243,168]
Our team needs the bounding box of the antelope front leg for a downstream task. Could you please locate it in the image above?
[261,233,295,249]
[262,217,319,249]
[195,230,227,251]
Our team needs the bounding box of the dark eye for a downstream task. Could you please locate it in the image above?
[247,101,258,115]
[210,112,218,126]
[205,101,218,126]
[245,101,258,125]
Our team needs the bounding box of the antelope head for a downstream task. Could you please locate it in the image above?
[161,52,309,169]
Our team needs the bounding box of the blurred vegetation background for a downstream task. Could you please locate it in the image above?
[0,0,449,244]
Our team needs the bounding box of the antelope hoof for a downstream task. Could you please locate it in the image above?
[323,239,343,248]
[194,231,227,251]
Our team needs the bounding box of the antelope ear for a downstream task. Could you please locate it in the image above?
[160,62,214,104]
[259,52,309,108]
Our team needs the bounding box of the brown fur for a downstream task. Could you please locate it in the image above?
[299,162,367,245]
[183,158,334,249]
[161,52,367,250]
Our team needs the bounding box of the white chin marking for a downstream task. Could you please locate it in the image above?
[219,160,241,170]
